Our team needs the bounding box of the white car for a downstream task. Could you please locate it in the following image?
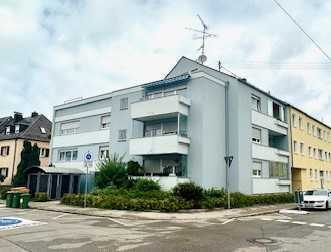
[300,190,331,210]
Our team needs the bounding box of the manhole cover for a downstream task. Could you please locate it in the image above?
[248,237,277,245]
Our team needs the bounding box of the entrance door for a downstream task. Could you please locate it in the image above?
[60,175,70,197]
[50,175,58,199]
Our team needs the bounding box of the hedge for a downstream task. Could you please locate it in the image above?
[0,186,13,200]
[62,191,294,212]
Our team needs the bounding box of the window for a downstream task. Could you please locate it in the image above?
[40,127,46,134]
[99,146,110,159]
[326,171,329,179]
[15,125,20,134]
[100,115,111,129]
[317,128,322,139]
[293,141,298,153]
[272,102,281,120]
[300,142,304,155]
[312,125,316,137]
[313,148,316,159]
[251,95,261,112]
[325,152,328,161]
[299,117,303,129]
[40,148,50,158]
[0,168,8,178]
[252,127,261,144]
[292,114,297,128]
[307,122,310,134]
[252,161,262,177]
[118,129,127,141]
[60,121,80,135]
[318,149,323,160]
[5,126,10,135]
[269,162,288,179]
[310,169,313,178]
[308,146,312,158]
[58,150,78,162]
[315,169,318,179]
[120,97,128,110]
[0,146,10,156]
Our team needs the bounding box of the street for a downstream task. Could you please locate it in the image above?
[0,206,331,251]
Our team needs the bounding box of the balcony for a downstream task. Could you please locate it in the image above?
[252,110,288,135]
[131,95,191,121]
[252,143,289,163]
[129,134,190,155]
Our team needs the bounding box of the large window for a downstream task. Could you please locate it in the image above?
[58,150,78,162]
[100,115,111,129]
[251,95,261,112]
[60,121,80,135]
[269,161,288,179]
[252,127,261,144]
[120,97,128,110]
[252,161,262,177]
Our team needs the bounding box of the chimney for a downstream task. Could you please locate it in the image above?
[14,112,23,123]
[31,111,39,117]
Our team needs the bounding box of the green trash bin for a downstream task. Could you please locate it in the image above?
[6,192,13,208]
[12,192,21,208]
[21,193,30,209]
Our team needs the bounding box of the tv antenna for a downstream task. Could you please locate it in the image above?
[186,14,216,64]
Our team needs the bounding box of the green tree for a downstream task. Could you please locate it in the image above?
[13,141,40,186]
[95,154,128,189]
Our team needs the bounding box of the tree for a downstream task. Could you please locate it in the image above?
[13,141,40,186]
[127,160,144,176]
[95,154,128,189]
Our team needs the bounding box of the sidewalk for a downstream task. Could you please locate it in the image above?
[29,201,296,220]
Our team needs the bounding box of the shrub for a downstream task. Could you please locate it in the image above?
[95,154,128,189]
[127,160,144,176]
[34,192,49,202]
[173,182,203,202]
[200,197,224,209]
[0,186,12,200]
[134,179,161,192]
[203,188,225,198]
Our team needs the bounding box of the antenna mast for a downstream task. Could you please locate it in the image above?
[186,14,216,64]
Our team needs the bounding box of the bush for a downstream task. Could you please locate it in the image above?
[127,160,144,176]
[0,186,12,200]
[95,154,128,189]
[173,182,203,203]
[200,197,224,209]
[34,192,49,202]
[203,188,225,198]
[134,179,161,192]
[61,193,193,212]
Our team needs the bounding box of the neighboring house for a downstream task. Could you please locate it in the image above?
[0,112,52,185]
[290,106,331,191]
[50,56,292,194]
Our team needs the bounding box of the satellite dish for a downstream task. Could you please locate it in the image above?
[198,54,207,64]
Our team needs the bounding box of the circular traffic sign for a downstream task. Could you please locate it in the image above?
[85,152,92,161]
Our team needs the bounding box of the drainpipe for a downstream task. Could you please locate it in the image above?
[11,139,18,185]
[288,108,295,192]
[224,81,230,209]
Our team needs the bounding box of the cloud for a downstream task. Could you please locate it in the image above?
[0,0,330,125]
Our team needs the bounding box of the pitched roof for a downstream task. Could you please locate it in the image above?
[0,113,52,142]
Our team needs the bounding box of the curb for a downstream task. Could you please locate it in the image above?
[28,204,296,221]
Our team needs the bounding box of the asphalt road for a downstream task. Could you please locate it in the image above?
[0,207,331,251]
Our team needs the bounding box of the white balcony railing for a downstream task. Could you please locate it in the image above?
[252,143,289,163]
[129,134,190,155]
[252,110,288,135]
[131,95,191,121]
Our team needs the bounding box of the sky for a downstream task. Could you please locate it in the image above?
[0,0,330,124]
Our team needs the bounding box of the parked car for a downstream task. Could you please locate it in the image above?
[299,189,331,210]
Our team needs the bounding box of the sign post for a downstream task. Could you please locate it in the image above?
[84,152,93,208]
[224,156,234,209]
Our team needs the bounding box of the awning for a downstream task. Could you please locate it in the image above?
[25,166,84,175]
[144,74,191,91]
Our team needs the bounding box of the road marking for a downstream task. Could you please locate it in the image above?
[291,221,307,225]
[309,223,325,227]
[221,219,235,225]
[108,218,132,227]
[275,219,290,223]
[260,218,273,221]
[52,213,68,220]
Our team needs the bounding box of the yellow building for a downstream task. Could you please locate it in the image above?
[290,106,331,191]
[0,112,52,185]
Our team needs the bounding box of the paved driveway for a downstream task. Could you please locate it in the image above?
[0,207,331,251]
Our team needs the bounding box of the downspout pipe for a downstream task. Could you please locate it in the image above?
[224,81,230,208]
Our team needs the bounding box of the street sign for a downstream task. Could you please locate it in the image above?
[84,152,92,161]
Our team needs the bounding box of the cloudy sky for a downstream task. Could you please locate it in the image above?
[1,0,330,124]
